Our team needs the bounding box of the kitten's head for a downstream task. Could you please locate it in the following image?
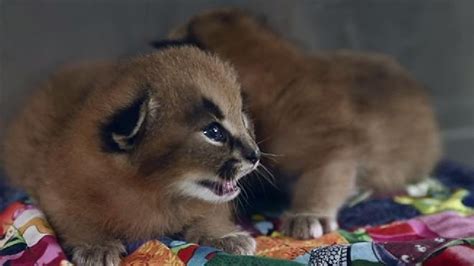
[95,46,259,203]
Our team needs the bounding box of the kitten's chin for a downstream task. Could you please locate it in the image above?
[176,179,241,203]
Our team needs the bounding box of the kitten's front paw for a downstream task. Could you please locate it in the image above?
[202,232,256,255]
[72,241,125,266]
[281,213,338,239]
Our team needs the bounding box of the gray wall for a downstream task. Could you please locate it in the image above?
[1,0,474,166]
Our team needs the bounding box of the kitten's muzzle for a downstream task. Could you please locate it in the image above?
[245,150,260,165]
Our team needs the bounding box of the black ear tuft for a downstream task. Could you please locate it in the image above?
[101,95,148,153]
[150,24,206,50]
[151,39,197,49]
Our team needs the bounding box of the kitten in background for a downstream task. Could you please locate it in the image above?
[168,9,441,239]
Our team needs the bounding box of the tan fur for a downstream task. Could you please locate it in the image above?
[170,9,441,238]
[3,46,259,265]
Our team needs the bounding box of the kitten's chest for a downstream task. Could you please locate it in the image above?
[147,199,210,234]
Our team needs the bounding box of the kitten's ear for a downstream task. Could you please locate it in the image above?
[101,95,148,153]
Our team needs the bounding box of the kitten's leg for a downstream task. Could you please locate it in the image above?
[281,160,357,239]
[185,205,256,255]
[53,220,125,266]
[71,240,125,266]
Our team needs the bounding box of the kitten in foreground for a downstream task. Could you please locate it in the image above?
[169,9,441,239]
[3,46,260,265]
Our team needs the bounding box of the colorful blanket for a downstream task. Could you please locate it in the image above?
[1,160,474,265]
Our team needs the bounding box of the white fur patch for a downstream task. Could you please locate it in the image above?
[176,181,240,203]
[238,162,257,178]
[242,114,250,129]
[309,220,324,238]
[148,97,159,118]
[200,132,224,146]
[222,231,251,238]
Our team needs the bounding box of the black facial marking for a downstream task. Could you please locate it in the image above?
[202,97,224,120]
[186,98,226,127]
[151,39,201,50]
[230,137,258,163]
[218,159,239,180]
[231,138,244,150]
[101,95,147,153]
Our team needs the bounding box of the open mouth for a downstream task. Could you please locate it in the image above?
[198,179,240,196]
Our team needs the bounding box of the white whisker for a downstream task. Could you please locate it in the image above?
[258,164,279,190]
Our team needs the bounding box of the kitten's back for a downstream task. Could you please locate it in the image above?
[3,62,113,192]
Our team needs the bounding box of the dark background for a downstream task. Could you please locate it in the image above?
[1,0,473,172]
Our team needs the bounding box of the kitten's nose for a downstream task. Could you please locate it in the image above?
[245,150,260,164]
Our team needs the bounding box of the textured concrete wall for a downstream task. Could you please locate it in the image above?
[1,0,474,165]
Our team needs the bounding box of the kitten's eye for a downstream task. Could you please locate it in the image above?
[203,122,226,142]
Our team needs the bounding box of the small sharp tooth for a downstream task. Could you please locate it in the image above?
[217,185,224,195]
